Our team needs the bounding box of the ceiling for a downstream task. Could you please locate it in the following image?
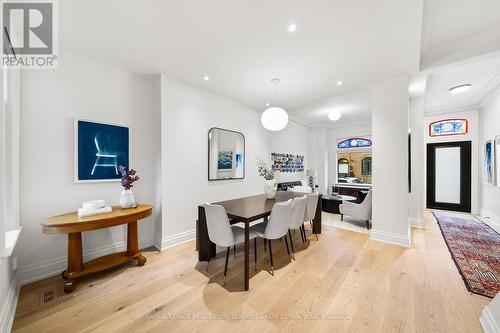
[289,90,371,128]
[421,0,500,69]
[59,0,423,121]
[425,56,500,113]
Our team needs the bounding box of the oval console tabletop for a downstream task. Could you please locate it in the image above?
[42,204,153,293]
[42,204,153,234]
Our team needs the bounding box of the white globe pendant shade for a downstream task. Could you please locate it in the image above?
[261,107,289,131]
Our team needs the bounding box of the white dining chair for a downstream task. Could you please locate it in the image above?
[289,185,312,193]
[203,202,258,285]
[304,193,320,241]
[288,195,307,260]
[339,190,372,229]
[250,199,292,275]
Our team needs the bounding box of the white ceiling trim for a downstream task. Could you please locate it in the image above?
[425,104,481,116]
[421,27,500,70]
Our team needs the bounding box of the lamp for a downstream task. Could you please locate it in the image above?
[261,78,289,131]
[306,169,315,189]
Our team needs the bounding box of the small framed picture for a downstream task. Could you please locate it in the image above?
[483,139,495,185]
[74,119,130,183]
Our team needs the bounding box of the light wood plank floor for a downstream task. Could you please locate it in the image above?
[12,210,490,332]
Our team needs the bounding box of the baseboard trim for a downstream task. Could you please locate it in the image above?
[19,238,154,285]
[159,229,196,251]
[408,217,425,229]
[370,228,411,248]
[0,273,19,333]
[480,303,500,333]
[479,209,500,234]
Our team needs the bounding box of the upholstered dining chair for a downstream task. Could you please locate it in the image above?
[339,189,372,229]
[203,202,258,285]
[288,195,307,260]
[289,185,312,193]
[303,193,320,241]
[250,199,292,275]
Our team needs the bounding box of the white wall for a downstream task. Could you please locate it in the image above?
[479,86,500,231]
[269,120,309,185]
[17,51,161,284]
[409,97,425,228]
[371,76,410,247]
[424,109,479,214]
[160,76,270,249]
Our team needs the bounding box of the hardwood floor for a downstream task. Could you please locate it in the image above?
[12,210,490,332]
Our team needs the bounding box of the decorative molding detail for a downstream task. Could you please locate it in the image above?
[159,229,196,251]
[425,105,481,116]
[19,238,154,285]
[479,209,500,234]
[0,274,19,333]
[370,228,411,248]
[408,217,425,229]
[480,303,500,333]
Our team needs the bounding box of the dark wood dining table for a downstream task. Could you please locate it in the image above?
[196,191,322,290]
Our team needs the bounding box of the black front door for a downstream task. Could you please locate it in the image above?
[426,141,471,212]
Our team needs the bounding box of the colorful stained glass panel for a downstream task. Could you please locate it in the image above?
[429,119,468,137]
[337,138,372,149]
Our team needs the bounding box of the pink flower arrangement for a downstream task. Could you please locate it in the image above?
[118,165,139,190]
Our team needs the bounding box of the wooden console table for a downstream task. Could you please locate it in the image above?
[42,204,153,293]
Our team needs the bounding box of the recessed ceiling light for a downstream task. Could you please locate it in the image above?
[336,81,343,86]
[328,110,342,121]
[265,103,270,106]
[288,24,297,32]
[203,76,210,81]
[449,84,471,94]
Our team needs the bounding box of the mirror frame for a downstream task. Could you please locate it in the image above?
[208,127,246,181]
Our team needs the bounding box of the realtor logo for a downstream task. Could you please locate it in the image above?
[2,0,58,68]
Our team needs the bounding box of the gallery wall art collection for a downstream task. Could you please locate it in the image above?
[271,152,304,173]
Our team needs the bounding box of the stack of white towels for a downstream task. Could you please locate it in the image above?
[78,200,112,218]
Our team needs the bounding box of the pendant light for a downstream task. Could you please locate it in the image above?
[261,78,289,131]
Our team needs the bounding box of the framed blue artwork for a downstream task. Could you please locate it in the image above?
[74,119,130,182]
[217,150,233,170]
[484,140,495,185]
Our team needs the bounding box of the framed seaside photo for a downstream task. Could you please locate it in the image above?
[74,119,130,183]
[483,139,495,185]
[217,150,233,170]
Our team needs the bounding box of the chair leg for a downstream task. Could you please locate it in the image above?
[224,247,230,286]
[288,230,295,260]
[341,214,344,221]
[233,245,236,258]
[284,235,291,263]
[301,225,307,243]
[264,238,267,252]
[268,239,274,276]
[206,242,212,271]
[254,238,257,271]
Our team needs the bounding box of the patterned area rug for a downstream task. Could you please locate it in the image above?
[433,211,500,298]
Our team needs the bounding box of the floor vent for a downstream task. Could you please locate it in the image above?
[40,287,56,305]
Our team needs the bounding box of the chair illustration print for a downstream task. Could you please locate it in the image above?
[91,132,118,175]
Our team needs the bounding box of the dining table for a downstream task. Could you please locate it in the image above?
[196,191,322,290]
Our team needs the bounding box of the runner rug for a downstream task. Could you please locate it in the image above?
[433,211,500,298]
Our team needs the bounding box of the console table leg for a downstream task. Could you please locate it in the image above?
[64,232,83,293]
[127,221,146,266]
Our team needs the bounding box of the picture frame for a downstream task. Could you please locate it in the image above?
[496,135,500,187]
[483,139,495,185]
[74,118,130,183]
